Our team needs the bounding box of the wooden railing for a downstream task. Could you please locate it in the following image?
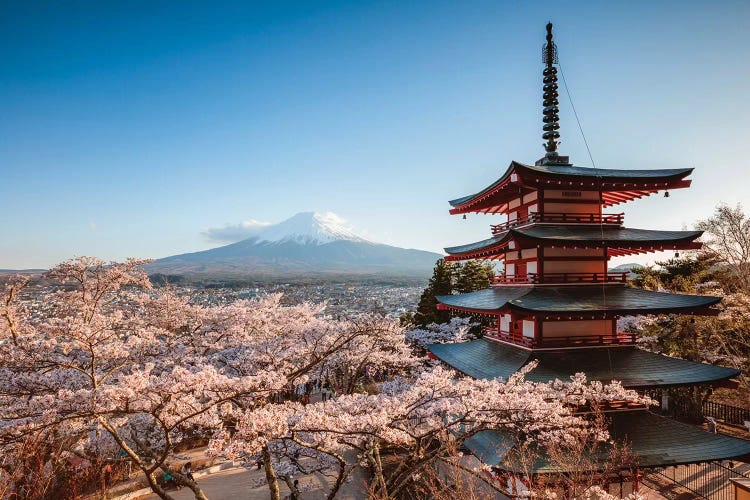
[491,212,624,233]
[535,333,637,348]
[491,272,628,285]
[702,400,750,426]
[484,328,536,348]
[484,328,637,348]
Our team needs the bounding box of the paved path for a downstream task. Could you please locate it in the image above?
[138,454,369,500]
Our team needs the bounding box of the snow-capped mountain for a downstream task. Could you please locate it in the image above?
[146,212,442,281]
[249,212,370,245]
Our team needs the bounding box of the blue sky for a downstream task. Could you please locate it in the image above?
[1,0,748,269]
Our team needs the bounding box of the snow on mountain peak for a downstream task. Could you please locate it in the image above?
[253,212,372,245]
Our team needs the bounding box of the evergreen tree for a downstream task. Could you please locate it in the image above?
[413,259,496,327]
[454,260,495,293]
[631,253,726,293]
[414,259,456,326]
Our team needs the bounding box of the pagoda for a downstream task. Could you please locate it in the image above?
[428,23,750,481]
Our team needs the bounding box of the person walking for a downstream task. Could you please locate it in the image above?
[102,462,113,491]
[290,479,300,500]
[181,461,195,482]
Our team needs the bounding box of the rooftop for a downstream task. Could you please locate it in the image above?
[444,225,702,260]
[428,338,739,387]
[465,410,750,471]
[435,285,720,315]
[449,161,693,214]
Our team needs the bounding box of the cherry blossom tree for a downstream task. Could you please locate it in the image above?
[696,203,750,291]
[0,258,653,499]
[0,257,413,500]
[212,363,651,499]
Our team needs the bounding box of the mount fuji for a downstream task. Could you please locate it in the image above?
[145,212,443,282]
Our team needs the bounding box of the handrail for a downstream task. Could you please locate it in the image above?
[491,271,628,285]
[535,332,637,348]
[484,327,637,348]
[491,212,624,233]
[484,328,536,348]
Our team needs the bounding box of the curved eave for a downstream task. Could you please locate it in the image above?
[448,163,517,214]
[444,227,703,261]
[436,286,722,316]
[428,339,739,388]
[467,410,750,472]
[448,163,694,214]
[444,233,509,261]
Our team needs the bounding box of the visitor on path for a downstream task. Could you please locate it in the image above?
[706,416,718,433]
[102,462,113,491]
[181,461,195,481]
[289,479,300,500]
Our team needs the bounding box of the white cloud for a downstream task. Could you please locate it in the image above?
[201,219,272,243]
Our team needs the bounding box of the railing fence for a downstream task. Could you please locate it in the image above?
[647,460,750,500]
[703,400,750,427]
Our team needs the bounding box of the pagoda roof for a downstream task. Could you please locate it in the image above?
[435,285,720,315]
[449,161,693,214]
[465,410,750,471]
[444,225,703,260]
[427,339,739,388]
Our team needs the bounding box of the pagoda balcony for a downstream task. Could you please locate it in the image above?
[491,212,624,234]
[491,271,629,286]
[483,327,637,349]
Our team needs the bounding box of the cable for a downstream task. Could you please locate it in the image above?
[558,61,597,170]
[558,54,610,319]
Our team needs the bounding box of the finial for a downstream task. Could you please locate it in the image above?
[542,22,560,155]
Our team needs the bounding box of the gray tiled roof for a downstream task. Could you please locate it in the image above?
[444,226,703,255]
[465,410,750,471]
[522,163,693,179]
[436,286,721,314]
[428,339,739,387]
[449,161,693,207]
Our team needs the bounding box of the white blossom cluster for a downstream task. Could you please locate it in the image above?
[405,316,478,348]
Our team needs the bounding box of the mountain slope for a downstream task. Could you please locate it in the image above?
[146,212,443,280]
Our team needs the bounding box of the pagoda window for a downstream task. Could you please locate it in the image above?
[528,203,538,214]
[505,262,515,277]
[506,248,537,261]
[509,197,522,209]
[500,314,511,332]
[522,320,535,339]
[526,261,538,274]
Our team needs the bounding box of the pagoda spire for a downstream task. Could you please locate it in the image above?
[542,22,560,154]
[537,22,569,166]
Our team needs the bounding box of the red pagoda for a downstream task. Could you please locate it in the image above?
[428,23,750,479]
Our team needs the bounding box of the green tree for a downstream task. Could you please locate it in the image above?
[454,260,495,294]
[631,253,725,293]
[412,259,495,327]
[413,259,456,326]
